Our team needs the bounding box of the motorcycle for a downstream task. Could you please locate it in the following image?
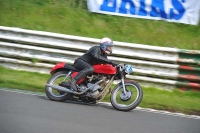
[45,62,143,111]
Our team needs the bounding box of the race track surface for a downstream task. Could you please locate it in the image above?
[0,89,199,133]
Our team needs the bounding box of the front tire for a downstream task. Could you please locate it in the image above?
[110,81,143,111]
[45,71,72,102]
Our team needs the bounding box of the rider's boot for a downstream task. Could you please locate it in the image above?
[69,78,77,91]
[69,71,86,92]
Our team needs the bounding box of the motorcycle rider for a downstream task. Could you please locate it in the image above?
[69,37,118,91]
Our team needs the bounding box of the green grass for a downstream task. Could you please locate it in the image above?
[0,0,199,50]
[0,66,199,115]
[0,66,50,92]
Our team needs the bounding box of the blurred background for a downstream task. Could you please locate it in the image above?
[0,0,199,50]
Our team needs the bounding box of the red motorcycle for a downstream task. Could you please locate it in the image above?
[45,62,143,111]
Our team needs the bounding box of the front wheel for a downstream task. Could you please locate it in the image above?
[110,81,143,111]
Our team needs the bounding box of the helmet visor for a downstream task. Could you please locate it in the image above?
[107,45,113,53]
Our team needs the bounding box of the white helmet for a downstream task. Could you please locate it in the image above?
[100,37,114,54]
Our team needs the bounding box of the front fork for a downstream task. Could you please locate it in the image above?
[118,66,133,101]
[119,66,127,95]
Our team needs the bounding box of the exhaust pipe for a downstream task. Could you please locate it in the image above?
[46,84,75,94]
[46,84,90,95]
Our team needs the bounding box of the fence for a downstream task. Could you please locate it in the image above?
[0,26,199,90]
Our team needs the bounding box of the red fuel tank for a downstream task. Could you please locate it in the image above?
[93,64,116,75]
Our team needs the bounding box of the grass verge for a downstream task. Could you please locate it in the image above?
[0,0,199,50]
[0,66,199,115]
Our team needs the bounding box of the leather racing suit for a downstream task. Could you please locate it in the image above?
[71,46,116,90]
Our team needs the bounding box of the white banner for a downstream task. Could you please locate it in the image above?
[87,0,200,25]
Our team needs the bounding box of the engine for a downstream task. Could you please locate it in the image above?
[87,82,101,97]
[79,74,107,98]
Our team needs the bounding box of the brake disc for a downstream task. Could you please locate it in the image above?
[120,90,132,101]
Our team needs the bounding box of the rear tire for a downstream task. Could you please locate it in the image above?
[110,81,143,111]
[45,71,72,102]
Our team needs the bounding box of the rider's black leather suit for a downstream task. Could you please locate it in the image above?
[73,46,114,81]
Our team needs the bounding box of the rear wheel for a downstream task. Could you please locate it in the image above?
[110,81,143,111]
[45,71,72,102]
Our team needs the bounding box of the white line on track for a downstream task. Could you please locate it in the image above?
[0,88,200,120]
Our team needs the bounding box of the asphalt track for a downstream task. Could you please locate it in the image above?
[0,89,199,133]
